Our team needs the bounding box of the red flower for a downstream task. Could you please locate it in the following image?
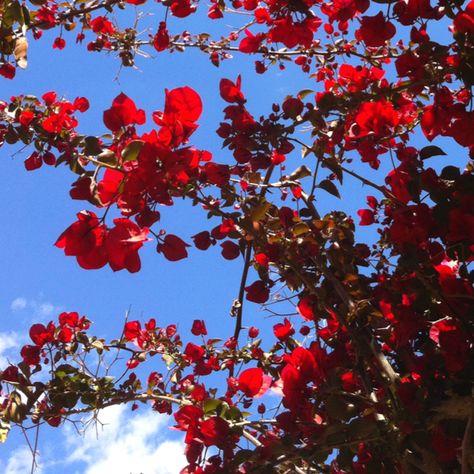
[19,110,35,128]
[191,320,207,336]
[192,231,213,250]
[53,37,66,50]
[297,296,317,321]
[170,0,196,17]
[220,241,240,260]
[74,97,90,112]
[239,29,266,53]
[90,16,115,35]
[21,345,41,366]
[454,0,474,34]
[124,320,142,340]
[184,342,206,363]
[357,209,375,225]
[24,152,43,171]
[199,416,230,447]
[219,76,245,104]
[357,12,396,47]
[157,234,190,261]
[273,318,295,341]
[0,63,15,79]
[164,86,202,123]
[29,323,54,346]
[238,367,271,397]
[245,280,270,303]
[153,22,170,52]
[106,218,150,273]
[103,93,146,132]
[55,211,108,270]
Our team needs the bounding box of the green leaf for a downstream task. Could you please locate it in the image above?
[298,89,314,99]
[84,136,103,156]
[419,145,446,160]
[322,158,343,183]
[319,179,340,198]
[121,140,144,162]
[203,398,222,414]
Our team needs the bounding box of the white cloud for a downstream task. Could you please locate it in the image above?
[10,297,27,311]
[64,405,185,474]
[2,446,42,474]
[0,332,20,367]
[33,302,55,318]
[9,296,62,320]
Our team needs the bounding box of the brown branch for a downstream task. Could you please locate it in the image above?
[462,393,474,474]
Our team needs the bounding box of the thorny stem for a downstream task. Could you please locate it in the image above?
[232,243,253,345]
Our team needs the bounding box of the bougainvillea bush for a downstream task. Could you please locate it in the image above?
[1,0,474,471]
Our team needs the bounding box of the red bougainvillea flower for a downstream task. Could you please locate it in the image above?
[245,280,270,303]
[454,0,474,34]
[239,29,266,53]
[238,367,271,397]
[157,234,190,261]
[220,241,240,260]
[55,211,108,270]
[103,93,146,132]
[199,417,230,448]
[353,99,400,139]
[164,87,202,123]
[357,208,375,225]
[219,76,245,104]
[124,320,142,340]
[191,320,207,336]
[53,37,66,50]
[24,152,43,171]
[106,218,150,273]
[20,345,41,366]
[170,0,196,17]
[90,16,115,35]
[0,63,15,79]
[356,12,396,47]
[153,87,202,147]
[153,22,170,51]
[97,168,125,206]
[297,295,317,321]
[273,318,295,341]
[192,231,214,250]
[29,323,55,346]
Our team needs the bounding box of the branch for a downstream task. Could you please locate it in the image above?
[462,393,474,474]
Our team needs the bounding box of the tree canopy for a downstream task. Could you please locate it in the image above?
[0,0,474,472]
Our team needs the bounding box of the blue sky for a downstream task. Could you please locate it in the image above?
[0,11,316,473]
[0,5,461,473]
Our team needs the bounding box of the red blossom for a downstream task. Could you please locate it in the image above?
[245,280,270,303]
[273,318,295,341]
[157,234,190,262]
[220,241,240,260]
[106,218,149,273]
[153,22,170,51]
[191,320,207,336]
[219,77,245,104]
[55,211,108,270]
[103,93,146,132]
[53,37,66,50]
[357,12,396,47]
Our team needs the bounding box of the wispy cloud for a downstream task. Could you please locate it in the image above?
[1,446,42,474]
[10,297,27,312]
[9,296,62,320]
[0,332,20,368]
[64,405,185,474]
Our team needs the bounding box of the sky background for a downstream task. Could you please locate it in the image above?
[0,4,461,473]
